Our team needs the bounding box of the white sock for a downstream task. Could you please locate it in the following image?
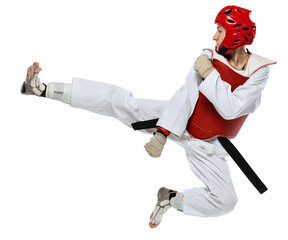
[46,82,72,104]
[170,192,184,212]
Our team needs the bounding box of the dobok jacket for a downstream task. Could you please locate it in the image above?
[157,49,276,139]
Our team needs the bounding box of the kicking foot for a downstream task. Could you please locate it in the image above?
[21,62,46,96]
[149,187,177,229]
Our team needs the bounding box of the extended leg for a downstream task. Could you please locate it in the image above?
[70,77,168,130]
[21,63,168,131]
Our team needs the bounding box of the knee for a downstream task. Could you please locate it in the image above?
[207,188,238,217]
[217,192,238,215]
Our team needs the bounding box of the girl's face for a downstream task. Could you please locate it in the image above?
[213,25,226,51]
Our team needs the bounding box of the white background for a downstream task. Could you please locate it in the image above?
[1,0,287,239]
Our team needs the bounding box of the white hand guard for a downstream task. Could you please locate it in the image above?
[193,54,215,79]
[144,132,167,158]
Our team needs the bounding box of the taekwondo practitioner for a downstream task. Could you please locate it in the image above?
[21,5,276,229]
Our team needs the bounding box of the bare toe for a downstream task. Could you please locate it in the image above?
[27,66,34,80]
[149,223,158,229]
[35,67,42,73]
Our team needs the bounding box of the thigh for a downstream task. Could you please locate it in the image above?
[71,78,168,130]
[179,135,235,196]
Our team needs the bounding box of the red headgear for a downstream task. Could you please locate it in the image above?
[215,5,256,55]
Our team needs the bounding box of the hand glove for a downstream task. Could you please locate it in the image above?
[144,132,167,158]
[193,54,214,79]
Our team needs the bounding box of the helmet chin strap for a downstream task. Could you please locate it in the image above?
[217,45,229,56]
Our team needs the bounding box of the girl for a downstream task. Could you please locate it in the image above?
[21,5,276,229]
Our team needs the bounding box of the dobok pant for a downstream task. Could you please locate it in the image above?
[69,77,238,217]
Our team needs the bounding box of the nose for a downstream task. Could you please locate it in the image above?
[213,31,218,41]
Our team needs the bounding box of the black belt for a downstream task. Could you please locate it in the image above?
[131,118,267,194]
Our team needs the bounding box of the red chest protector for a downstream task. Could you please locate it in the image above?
[186,59,249,139]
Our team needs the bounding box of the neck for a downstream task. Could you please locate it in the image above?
[226,46,250,70]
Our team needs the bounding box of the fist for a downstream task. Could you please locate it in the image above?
[194,54,214,79]
[144,132,167,158]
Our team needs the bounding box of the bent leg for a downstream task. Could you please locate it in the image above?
[176,135,238,217]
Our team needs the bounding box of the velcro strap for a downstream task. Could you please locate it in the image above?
[53,83,65,101]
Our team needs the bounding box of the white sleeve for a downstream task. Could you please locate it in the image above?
[198,66,270,119]
[157,67,202,136]
[156,49,213,136]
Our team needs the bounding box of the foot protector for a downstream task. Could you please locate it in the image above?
[149,187,176,228]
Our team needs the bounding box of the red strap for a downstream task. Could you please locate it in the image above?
[157,126,170,136]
